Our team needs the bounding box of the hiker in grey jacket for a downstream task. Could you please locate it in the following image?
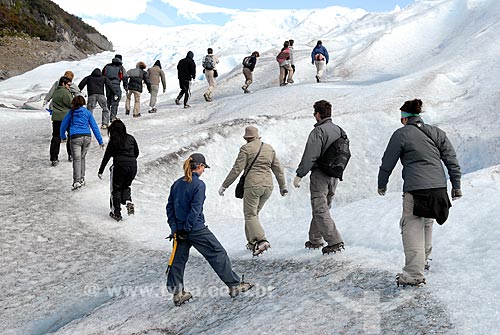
[218,126,287,256]
[294,100,345,255]
[147,59,166,113]
[378,99,462,287]
[102,54,128,121]
[125,61,151,117]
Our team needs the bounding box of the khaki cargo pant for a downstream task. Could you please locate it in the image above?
[204,69,216,98]
[400,192,434,281]
[243,186,272,244]
[308,169,343,246]
[125,90,141,116]
[315,60,326,80]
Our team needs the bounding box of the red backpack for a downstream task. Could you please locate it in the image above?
[314,53,325,61]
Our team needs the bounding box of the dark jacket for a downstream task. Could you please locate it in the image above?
[98,134,139,174]
[60,106,103,145]
[243,55,257,71]
[102,58,128,91]
[166,172,206,233]
[177,51,196,81]
[296,117,342,178]
[78,68,116,96]
[378,116,461,192]
[127,67,151,93]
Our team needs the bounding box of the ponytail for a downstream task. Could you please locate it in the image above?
[183,157,194,182]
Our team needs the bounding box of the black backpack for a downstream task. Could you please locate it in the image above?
[316,127,351,181]
[242,56,252,67]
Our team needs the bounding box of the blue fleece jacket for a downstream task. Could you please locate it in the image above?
[311,45,329,64]
[60,106,103,145]
[166,172,207,233]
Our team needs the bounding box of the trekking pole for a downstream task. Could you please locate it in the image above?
[165,233,178,275]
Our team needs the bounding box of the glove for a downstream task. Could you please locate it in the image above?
[451,188,462,200]
[113,95,119,101]
[176,230,189,240]
[98,173,103,180]
[293,176,302,188]
[100,143,106,150]
[378,186,387,196]
[163,88,166,94]
[280,189,288,197]
[218,186,226,196]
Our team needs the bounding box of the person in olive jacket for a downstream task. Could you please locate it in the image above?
[98,119,139,221]
[49,76,73,166]
[218,126,287,256]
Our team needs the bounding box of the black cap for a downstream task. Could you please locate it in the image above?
[190,153,210,168]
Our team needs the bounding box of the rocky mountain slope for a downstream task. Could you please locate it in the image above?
[0,0,112,80]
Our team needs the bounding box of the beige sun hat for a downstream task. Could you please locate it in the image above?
[243,126,259,139]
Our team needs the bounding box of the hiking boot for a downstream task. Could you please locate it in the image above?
[175,99,181,105]
[252,240,270,256]
[148,108,157,113]
[133,113,141,118]
[79,178,85,187]
[184,104,191,109]
[125,109,130,115]
[322,242,345,255]
[51,160,59,167]
[109,211,122,222]
[203,92,210,102]
[246,242,255,251]
[315,75,320,83]
[101,124,108,129]
[229,281,254,298]
[305,241,324,249]
[279,83,287,87]
[287,79,294,84]
[126,201,135,215]
[173,290,192,306]
[71,181,82,191]
[396,273,426,287]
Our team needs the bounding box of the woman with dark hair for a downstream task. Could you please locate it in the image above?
[61,95,104,190]
[49,76,73,166]
[378,99,462,287]
[98,119,139,221]
[165,153,253,306]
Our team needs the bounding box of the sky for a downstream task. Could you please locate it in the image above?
[52,0,415,27]
[3,0,500,333]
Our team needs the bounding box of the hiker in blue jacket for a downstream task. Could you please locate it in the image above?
[311,40,329,82]
[61,96,104,190]
[165,153,253,306]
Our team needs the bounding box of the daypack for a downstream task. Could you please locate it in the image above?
[202,55,215,70]
[314,53,325,61]
[316,127,351,181]
[276,50,289,64]
[242,56,252,68]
